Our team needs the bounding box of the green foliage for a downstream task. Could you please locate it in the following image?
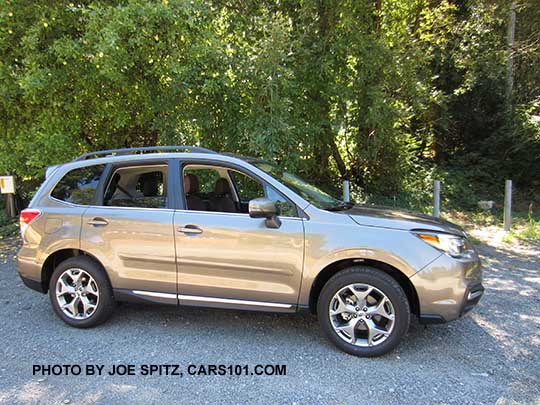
[0,0,538,209]
[503,205,540,243]
[519,220,540,242]
[0,211,18,239]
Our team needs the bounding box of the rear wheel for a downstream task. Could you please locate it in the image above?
[49,256,114,328]
[317,266,410,357]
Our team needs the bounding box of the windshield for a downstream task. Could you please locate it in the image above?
[253,162,348,210]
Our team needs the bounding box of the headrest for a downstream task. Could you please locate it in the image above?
[214,178,231,195]
[184,173,199,194]
[140,172,160,197]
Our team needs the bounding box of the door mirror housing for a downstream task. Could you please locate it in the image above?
[249,198,281,228]
[249,198,277,218]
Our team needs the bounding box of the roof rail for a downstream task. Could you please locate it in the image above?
[74,145,216,161]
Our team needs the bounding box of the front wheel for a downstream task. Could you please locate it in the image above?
[317,266,410,357]
[49,256,115,328]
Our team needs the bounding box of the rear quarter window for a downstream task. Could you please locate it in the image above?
[51,165,105,205]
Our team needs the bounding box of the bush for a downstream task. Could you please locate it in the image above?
[0,211,18,239]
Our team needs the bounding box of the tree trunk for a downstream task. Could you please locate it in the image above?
[323,121,347,178]
[374,0,382,32]
[315,0,347,179]
[506,1,516,108]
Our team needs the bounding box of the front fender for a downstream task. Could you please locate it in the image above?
[297,208,441,307]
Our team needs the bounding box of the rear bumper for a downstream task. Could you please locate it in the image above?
[411,251,484,323]
[17,247,45,293]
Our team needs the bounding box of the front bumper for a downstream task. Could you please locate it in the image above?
[410,251,484,323]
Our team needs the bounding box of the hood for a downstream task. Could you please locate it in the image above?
[341,205,464,235]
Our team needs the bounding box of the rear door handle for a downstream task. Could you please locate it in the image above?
[178,225,203,235]
[87,217,109,226]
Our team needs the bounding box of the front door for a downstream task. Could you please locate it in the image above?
[174,163,304,311]
[81,162,177,303]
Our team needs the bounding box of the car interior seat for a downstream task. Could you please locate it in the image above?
[184,173,206,211]
[210,178,237,213]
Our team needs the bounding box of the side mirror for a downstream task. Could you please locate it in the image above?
[248,198,281,229]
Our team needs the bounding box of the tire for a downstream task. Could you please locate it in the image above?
[317,266,410,357]
[49,256,115,328]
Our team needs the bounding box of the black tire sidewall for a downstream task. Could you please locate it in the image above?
[49,256,114,328]
[317,266,410,357]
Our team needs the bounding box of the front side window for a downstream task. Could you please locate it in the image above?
[103,165,167,208]
[230,170,262,202]
[252,161,344,210]
[183,165,234,212]
[229,171,297,217]
[182,164,297,217]
[51,165,104,205]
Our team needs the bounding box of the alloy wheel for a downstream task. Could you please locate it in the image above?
[56,268,99,320]
[329,283,395,347]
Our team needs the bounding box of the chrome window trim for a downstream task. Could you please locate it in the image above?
[173,208,303,221]
[47,196,302,217]
[47,195,175,212]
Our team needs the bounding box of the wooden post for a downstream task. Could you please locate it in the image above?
[504,180,512,231]
[1,175,16,218]
[7,193,16,218]
[343,180,350,203]
[433,180,441,218]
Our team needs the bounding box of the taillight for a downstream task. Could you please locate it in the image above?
[20,209,41,237]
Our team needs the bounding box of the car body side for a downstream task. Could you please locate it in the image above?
[17,152,482,323]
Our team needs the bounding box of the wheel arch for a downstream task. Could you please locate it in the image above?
[41,249,109,293]
[308,258,419,316]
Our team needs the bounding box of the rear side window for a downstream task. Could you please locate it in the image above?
[103,165,168,208]
[51,165,104,205]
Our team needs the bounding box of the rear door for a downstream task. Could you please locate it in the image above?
[80,161,177,303]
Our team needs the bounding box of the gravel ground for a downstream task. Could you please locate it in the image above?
[0,234,539,404]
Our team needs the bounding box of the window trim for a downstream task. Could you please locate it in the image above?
[95,163,113,206]
[48,195,175,213]
[177,159,301,218]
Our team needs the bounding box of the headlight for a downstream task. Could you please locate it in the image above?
[413,231,474,259]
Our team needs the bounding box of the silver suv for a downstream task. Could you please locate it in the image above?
[18,146,483,357]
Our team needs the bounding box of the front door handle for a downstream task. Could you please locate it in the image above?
[87,217,109,226]
[178,225,203,235]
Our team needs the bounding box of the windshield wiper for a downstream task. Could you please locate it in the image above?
[326,201,354,211]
